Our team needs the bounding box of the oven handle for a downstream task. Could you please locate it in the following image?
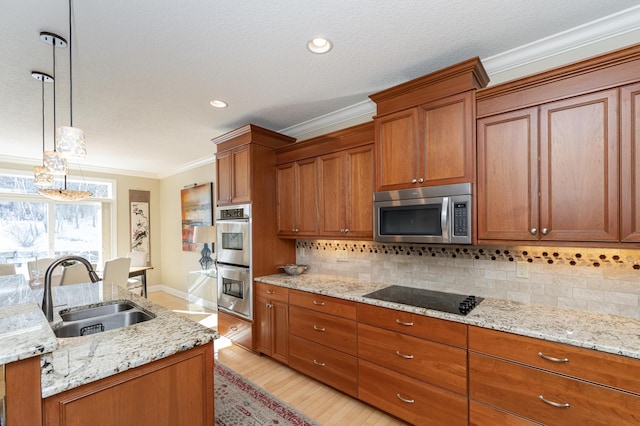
[441,197,449,242]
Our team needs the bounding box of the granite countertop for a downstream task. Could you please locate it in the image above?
[0,275,58,364]
[1,275,218,399]
[255,273,640,360]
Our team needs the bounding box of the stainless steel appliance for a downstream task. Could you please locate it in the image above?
[216,203,253,319]
[216,263,252,319]
[373,183,472,244]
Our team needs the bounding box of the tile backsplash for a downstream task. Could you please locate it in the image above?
[296,240,640,319]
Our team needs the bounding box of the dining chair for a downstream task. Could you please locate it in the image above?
[27,257,56,279]
[0,263,16,276]
[60,263,92,285]
[127,251,148,267]
[103,257,139,294]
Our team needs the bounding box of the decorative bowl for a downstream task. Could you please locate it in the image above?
[278,264,308,276]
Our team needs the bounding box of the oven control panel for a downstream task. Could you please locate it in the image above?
[218,203,251,220]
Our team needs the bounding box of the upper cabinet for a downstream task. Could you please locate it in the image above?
[213,124,295,207]
[276,122,375,240]
[477,90,619,243]
[370,57,489,191]
[476,43,640,246]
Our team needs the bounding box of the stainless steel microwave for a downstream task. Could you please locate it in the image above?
[373,183,472,244]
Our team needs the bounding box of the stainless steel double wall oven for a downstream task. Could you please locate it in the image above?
[216,204,252,320]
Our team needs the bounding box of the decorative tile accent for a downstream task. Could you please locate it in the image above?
[296,240,640,270]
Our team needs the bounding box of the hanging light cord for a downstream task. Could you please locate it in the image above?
[51,37,57,151]
[41,77,45,163]
[68,0,74,127]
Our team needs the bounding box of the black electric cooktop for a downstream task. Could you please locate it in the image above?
[362,285,483,316]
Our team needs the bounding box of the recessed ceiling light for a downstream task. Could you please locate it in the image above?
[209,100,228,108]
[307,37,332,54]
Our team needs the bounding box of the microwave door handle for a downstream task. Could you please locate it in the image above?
[441,197,449,242]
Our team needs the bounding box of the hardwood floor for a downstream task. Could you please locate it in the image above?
[148,290,409,425]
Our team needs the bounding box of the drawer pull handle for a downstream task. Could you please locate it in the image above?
[396,393,415,404]
[230,326,238,331]
[538,352,569,363]
[395,350,414,359]
[313,301,325,306]
[539,395,570,408]
[313,359,326,367]
[266,290,276,294]
[395,319,414,326]
[313,325,326,332]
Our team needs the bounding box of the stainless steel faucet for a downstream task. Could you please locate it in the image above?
[42,255,100,322]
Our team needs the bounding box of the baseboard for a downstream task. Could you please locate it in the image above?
[148,284,218,311]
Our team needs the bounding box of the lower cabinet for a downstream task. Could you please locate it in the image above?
[255,282,289,364]
[468,326,640,425]
[43,344,214,426]
[4,356,42,426]
[218,309,253,351]
[469,400,540,426]
[359,359,468,426]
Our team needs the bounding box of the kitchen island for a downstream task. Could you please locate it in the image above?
[0,274,217,425]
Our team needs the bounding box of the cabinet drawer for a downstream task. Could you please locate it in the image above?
[218,310,253,350]
[359,359,467,426]
[469,352,640,425]
[289,289,356,319]
[469,326,640,394]
[470,400,541,426]
[358,323,467,395]
[289,335,357,397]
[254,282,289,303]
[289,306,357,355]
[357,302,466,347]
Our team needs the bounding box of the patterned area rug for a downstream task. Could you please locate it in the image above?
[215,362,320,426]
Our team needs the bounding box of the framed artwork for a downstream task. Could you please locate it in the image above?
[129,190,151,259]
[181,183,213,251]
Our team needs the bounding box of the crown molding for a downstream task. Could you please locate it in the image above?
[482,5,640,75]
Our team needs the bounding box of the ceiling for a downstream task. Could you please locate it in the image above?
[2,1,639,178]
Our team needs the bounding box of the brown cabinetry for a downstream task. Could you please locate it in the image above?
[4,356,42,426]
[318,145,374,238]
[477,89,619,243]
[356,302,468,425]
[43,344,214,426]
[370,57,489,191]
[276,122,374,240]
[276,158,319,237]
[621,82,640,242]
[287,289,357,396]
[468,326,640,425]
[255,282,289,364]
[216,144,250,205]
[218,309,253,351]
[375,91,476,191]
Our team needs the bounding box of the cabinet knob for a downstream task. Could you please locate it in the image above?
[418,178,424,183]
[541,228,548,235]
[411,178,417,184]
[266,290,276,295]
[344,228,349,233]
[266,303,273,309]
[530,228,537,235]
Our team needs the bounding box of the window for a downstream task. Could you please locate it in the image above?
[0,171,114,277]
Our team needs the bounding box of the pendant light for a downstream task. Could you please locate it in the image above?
[56,0,86,159]
[32,71,54,187]
[40,32,67,176]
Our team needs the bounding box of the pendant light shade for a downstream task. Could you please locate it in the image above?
[56,126,86,158]
[42,150,68,175]
[38,187,92,201]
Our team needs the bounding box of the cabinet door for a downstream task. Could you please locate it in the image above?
[539,89,619,241]
[255,295,272,355]
[421,91,474,184]
[318,151,346,236]
[276,163,297,236]
[345,145,374,238]
[271,299,289,364]
[231,145,251,204]
[296,158,320,236]
[621,82,640,242]
[477,108,539,241]
[375,108,420,191]
[216,150,232,205]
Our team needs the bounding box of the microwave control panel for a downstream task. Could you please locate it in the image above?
[453,202,468,236]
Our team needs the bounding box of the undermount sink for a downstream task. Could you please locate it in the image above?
[54,301,155,338]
